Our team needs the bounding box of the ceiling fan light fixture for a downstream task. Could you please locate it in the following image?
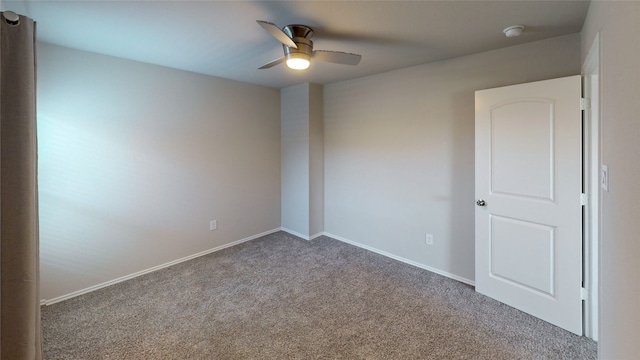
[257,20,361,71]
[285,52,310,70]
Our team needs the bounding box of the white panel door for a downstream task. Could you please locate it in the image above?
[475,75,582,335]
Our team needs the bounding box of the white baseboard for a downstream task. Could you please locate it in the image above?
[323,232,475,287]
[41,228,282,306]
[41,228,473,306]
[280,227,310,240]
[309,232,324,240]
[280,228,325,241]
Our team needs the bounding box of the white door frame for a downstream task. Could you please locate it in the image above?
[582,33,600,341]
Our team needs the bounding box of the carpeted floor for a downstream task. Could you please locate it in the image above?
[42,231,597,359]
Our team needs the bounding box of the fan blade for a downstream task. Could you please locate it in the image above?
[313,50,362,65]
[259,57,286,69]
[257,20,298,49]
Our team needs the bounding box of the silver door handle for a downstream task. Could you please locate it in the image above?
[476,199,486,207]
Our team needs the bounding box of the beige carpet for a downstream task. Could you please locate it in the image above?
[42,231,596,359]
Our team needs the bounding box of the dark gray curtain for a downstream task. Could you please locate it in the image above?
[0,11,42,360]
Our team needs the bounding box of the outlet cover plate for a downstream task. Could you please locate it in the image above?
[425,233,434,245]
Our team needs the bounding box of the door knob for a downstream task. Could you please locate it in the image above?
[476,199,486,207]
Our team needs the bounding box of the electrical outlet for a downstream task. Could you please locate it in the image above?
[210,220,217,231]
[425,233,434,245]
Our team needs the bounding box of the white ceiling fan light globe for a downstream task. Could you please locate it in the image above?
[286,58,310,70]
[285,53,311,70]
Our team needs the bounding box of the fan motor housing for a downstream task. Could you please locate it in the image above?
[283,37,313,57]
[283,24,314,57]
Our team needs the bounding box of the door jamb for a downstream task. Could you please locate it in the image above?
[582,32,600,341]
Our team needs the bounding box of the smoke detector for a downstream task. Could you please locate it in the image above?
[503,25,525,37]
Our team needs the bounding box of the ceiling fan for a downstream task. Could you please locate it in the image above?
[257,20,362,71]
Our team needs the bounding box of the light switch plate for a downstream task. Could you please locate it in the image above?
[601,165,609,192]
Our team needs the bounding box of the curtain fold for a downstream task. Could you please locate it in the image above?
[0,11,42,360]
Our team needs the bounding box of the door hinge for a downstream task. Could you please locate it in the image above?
[581,287,589,300]
[581,193,590,206]
[580,97,590,110]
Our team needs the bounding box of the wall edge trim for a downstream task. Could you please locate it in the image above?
[280,227,311,241]
[40,227,282,306]
[323,232,475,286]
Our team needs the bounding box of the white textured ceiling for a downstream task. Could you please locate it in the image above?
[4,1,590,88]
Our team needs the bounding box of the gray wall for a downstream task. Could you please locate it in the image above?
[309,83,324,237]
[323,34,581,282]
[581,2,640,358]
[280,82,324,239]
[38,43,281,301]
[281,83,311,237]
